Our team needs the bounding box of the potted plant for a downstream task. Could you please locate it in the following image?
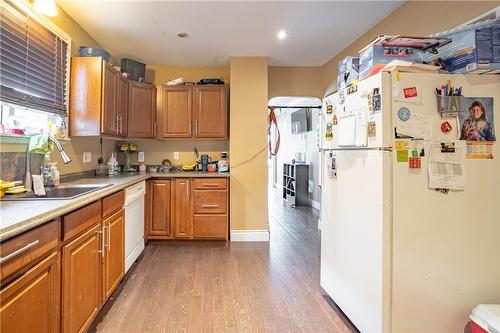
[119,143,138,172]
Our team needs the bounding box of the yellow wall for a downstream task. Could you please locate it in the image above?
[229,57,269,231]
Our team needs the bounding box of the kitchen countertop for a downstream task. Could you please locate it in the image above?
[0,171,230,242]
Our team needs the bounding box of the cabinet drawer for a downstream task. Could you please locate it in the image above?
[0,220,59,283]
[102,190,124,218]
[63,201,102,242]
[193,215,228,239]
[192,178,227,190]
[192,190,227,214]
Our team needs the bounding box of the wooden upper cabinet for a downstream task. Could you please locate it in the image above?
[173,179,192,239]
[117,77,129,137]
[194,85,228,139]
[0,252,60,333]
[62,223,102,333]
[149,180,172,238]
[103,210,124,301]
[101,63,118,135]
[157,86,192,138]
[69,57,127,137]
[128,81,156,138]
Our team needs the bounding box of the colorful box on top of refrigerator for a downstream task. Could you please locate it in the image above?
[358,36,424,79]
[426,18,500,74]
[337,56,359,90]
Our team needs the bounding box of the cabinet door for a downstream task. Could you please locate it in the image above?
[101,62,119,136]
[157,86,192,138]
[194,85,227,138]
[149,180,172,238]
[62,223,102,333]
[0,252,60,333]
[117,77,129,137]
[103,210,124,300]
[174,179,192,238]
[128,81,156,138]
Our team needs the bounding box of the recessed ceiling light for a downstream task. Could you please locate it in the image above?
[176,32,189,38]
[277,30,288,40]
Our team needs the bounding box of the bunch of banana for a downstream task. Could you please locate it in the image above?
[181,163,197,171]
[0,180,17,197]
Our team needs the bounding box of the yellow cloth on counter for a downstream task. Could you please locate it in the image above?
[28,135,54,154]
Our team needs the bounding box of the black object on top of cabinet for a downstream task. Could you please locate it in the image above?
[121,58,146,82]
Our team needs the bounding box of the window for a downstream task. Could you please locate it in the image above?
[0,0,70,138]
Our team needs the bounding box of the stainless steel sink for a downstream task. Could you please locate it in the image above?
[1,184,112,201]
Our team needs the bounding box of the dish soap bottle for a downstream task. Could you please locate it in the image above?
[50,163,60,186]
[41,151,54,186]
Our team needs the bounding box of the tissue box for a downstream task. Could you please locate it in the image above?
[359,37,424,79]
[337,56,359,90]
[425,18,500,74]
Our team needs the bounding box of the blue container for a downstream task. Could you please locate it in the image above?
[79,46,111,61]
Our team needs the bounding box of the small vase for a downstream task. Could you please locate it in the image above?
[124,152,134,172]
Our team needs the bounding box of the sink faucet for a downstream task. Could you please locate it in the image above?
[24,136,72,191]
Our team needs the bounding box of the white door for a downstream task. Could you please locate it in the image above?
[320,148,392,333]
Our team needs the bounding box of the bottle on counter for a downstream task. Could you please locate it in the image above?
[107,153,119,175]
[218,152,229,172]
[50,163,60,186]
[41,151,54,186]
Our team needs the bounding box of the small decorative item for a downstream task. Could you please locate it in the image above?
[119,143,138,172]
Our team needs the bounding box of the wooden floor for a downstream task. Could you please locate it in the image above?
[94,190,354,333]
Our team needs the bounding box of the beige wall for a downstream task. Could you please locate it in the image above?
[147,65,229,86]
[321,1,500,95]
[229,57,269,232]
[268,66,324,99]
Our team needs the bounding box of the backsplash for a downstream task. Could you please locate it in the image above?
[0,152,43,181]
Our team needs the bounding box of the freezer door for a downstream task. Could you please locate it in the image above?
[320,149,392,333]
[333,72,393,149]
[390,73,500,333]
[320,93,336,150]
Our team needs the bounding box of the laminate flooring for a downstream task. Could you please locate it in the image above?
[94,190,354,333]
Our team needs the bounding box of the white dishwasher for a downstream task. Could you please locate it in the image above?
[124,181,145,273]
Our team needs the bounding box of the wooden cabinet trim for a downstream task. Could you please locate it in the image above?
[0,251,60,333]
[102,190,124,218]
[0,219,59,285]
[63,200,102,242]
[62,222,102,333]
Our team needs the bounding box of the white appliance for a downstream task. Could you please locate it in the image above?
[319,71,500,333]
[124,181,146,273]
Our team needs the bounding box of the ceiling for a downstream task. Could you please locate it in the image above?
[58,1,402,66]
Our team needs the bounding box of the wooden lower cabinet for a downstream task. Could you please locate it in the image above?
[62,223,102,333]
[0,251,60,333]
[148,180,173,239]
[174,179,192,238]
[103,210,125,300]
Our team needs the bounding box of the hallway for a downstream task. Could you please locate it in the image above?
[93,192,352,333]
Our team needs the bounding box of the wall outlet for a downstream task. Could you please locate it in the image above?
[83,152,92,163]
[138,151,145,163]
[173,152,179,160]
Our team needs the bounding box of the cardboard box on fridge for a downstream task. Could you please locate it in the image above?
[359,36,424,79]
[337,56,359,90]
[425,18,500,74]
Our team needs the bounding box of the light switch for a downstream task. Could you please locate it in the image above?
[83,152,92,163]
[173,152,179,160]
[138,151,145,163]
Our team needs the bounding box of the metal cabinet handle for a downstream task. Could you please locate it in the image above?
[201,204,219,208]
[107,224,111,252]
[97,228,104,257]
[115,114,119,134]
[0,240,39,264]
[119,116,123,134]
[202,183,219,187]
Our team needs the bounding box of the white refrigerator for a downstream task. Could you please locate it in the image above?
[319,71,500,333]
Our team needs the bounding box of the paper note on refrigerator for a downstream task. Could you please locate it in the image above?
[428,141,466,190]
[396,112,434,140]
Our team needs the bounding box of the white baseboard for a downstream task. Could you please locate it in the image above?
[310,199,320,210]
[230,229,270,242]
